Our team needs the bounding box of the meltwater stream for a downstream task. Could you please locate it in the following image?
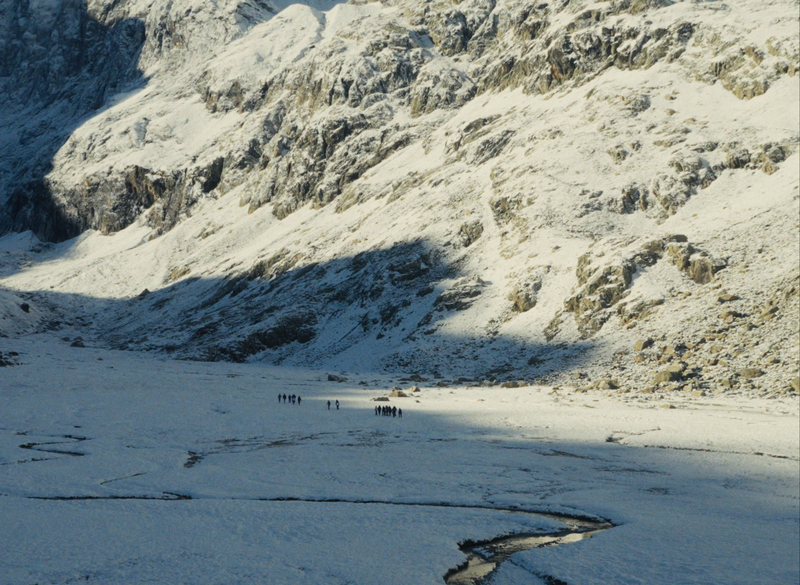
[444,515,613,585]
[10,431,615,583]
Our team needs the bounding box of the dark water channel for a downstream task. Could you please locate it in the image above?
[444,515,613,585]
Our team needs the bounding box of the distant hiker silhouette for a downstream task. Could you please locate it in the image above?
[278,393,281,403]
[283,394,287,403]
[327,400,331,410]
[335,400,339,410]
[398,408,402,418]
[297,396,301,405]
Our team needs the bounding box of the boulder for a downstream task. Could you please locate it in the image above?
[458,221,484,248]
[435,276,486,311]
[634,338,654,351]
[596,379,619,390]
[720,309,744,323]
[738,368,764,379]
[654,369,682,384]
[717,293,740,303]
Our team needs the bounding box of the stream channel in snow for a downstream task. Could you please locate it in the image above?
[444,513,613,584]
[0,336,797,584]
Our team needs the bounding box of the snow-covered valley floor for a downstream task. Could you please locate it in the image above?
[1,335,797,584]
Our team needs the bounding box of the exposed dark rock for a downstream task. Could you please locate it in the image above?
[717,293,740,303]
[738,367,765,379]
[509,278,542,313]
[232,313,317,360]
[458,221,484,248]
[654,369,682,384]
[666,242,725,284]
[435,276,486,311]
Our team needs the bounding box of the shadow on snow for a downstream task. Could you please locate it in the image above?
[10,238,594,381]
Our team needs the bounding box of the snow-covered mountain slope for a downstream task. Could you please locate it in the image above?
[0,0,798,397]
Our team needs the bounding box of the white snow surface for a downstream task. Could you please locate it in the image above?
[0,0,799,582]
[0,335,797,584]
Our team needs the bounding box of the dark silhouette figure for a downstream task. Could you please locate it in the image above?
[283,393,287,403]
[327,400,331,410]
[291,394,296,404]
[392,406,397,418]
[278,393,281,403]
[398,408,402,418]
[297,396,301,405]
[335,400,339,410]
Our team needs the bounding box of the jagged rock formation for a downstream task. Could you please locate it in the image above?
[3,0,797,239]
[0,0,798,398]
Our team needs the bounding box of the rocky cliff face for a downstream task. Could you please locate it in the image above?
[0,0,798,397]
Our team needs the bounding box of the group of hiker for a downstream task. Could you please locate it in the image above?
[278,394,404,417]
[375,405,401,418]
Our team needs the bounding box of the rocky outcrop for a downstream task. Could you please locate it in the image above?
[0,0,796,399]
[435,276,486,312]
[0,1,146,240]
[563,235,724,337]
[4,0,795,242]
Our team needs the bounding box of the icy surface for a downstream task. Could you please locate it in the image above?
[0,336,797,584]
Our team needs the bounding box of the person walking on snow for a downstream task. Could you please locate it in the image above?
[327,400,331,410]
[335,400,339,410]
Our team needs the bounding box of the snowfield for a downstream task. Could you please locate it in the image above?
[1,0,799,582]
[0,335,797,584]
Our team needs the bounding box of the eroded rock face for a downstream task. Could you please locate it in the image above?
[563,235,724,337]
[2,0,796,242]
[0,0,796,393]
[0,1,146,240]
[435,276,486,312]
